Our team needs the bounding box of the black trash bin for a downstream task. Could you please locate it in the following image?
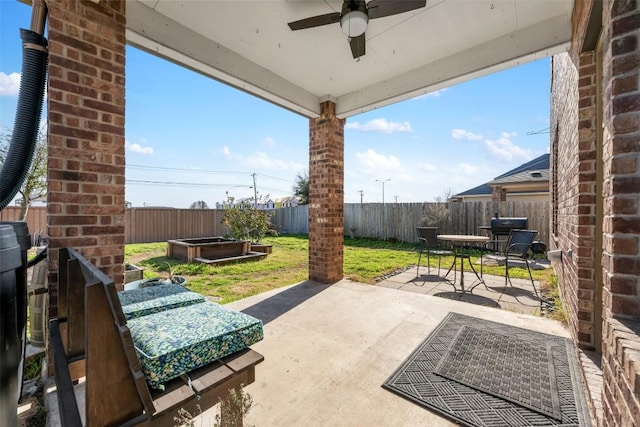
[3,222,31,393]
[0,224,23,427]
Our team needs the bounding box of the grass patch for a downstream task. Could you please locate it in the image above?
[125,235,554,304]
[24,352,44,381]
[538,271,567,322]
[126,236,308,303]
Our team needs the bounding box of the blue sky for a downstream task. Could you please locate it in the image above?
[1,1,550,208]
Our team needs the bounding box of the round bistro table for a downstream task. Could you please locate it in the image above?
[437,235,490,293]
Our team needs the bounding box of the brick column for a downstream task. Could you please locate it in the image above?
[308,101,344,283]
[47,0,126,316]
[575,51,598,348]
[600,0,640,425]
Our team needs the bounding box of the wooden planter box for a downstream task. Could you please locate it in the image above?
[124,264,144,283]
[250,243,273,254]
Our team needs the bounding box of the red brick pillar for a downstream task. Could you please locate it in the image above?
[600,0,640,425]
[575,51,598,348]
[47,0,126,315]
[308,101,344,283]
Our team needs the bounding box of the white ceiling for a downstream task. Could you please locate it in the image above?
[126,0,573,118]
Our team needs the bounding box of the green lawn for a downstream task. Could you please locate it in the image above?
[125,235,555,304]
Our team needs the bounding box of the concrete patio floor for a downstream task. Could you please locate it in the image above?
[376,264,546,316]
[213,275,574,426]
[45,271,598,426]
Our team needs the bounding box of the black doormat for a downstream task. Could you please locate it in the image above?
[382,312,591,426]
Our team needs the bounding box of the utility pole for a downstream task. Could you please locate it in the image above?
[376,179,390,204]
[375,178,390,240]
[358,190,364,204]
[251,173,257,208]
[394,196,399,203]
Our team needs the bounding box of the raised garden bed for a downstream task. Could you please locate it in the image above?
[124,264,144,283]
[167,236,268,265]
[250,243,273,254]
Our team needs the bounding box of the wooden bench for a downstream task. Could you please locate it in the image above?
[50,247,264,426]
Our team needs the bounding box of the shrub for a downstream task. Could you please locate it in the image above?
[222,202,273,242]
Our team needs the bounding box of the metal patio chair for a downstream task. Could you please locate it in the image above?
[416,227,453,276]
[481,229,540,296]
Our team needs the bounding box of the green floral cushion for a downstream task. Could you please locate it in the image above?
[127,302,264,389]
[118,284,206,320]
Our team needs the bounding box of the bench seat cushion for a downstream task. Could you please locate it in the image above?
[118,284,206,320]
[128,301,264,389]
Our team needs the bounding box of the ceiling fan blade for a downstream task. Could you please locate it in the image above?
[349,33,366,59]
[288,12,341,31]
[367,0,426,19]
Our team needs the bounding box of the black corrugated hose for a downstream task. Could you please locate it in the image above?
[0,29,48,211]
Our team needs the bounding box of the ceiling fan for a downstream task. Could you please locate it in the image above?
[288,0,427,60]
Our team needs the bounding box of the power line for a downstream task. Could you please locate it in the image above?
[258,185,292,194]
[128,164,250,175]
[127,179,251,188]
[526,127,550,135]
[256,172,295,183]
[127,164,296,186]
[127,179,291,196]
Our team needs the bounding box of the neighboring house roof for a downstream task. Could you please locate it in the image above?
[275,196,299,204]
[489,169,549,186]
[455,154,550,197]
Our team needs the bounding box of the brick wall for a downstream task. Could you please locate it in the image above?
[308,101,344,283]
[576,50,599,350]
[553,0,640,425]
[47,0,126,316]
[600,0,640,425]
[551,52,590,346]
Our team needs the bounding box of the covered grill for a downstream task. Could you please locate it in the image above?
[490,217,528,238]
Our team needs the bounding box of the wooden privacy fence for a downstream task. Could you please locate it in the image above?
[0,206,47,243]
[3,201,549,246]
[0,207,226,244]
[273,201,550,246]
[125,208,225,243]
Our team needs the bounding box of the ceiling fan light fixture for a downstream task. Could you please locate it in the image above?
[340,10,368,37]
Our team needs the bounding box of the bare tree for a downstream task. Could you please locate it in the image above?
[189,200,209,209]
[420,188,453,230]
[0,127,47,220]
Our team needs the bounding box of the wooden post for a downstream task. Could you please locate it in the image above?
[85,281,146,425]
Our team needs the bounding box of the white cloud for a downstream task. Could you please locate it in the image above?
[455,163,482,175]
[501,131,518,138]
[485,137,533,161]
[125,140,153,154]
[243,151,304,172]
[345,118,412,133]
[451,128,483,141]
[356,149,402,171]
[222,146,232,159]
[418,162,437,173]
[0,72,20,96]
[413,88,448,99]
[262,137,275,147]
[426,88,447,97]
[449,163,496,193]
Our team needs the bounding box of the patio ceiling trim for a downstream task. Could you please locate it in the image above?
[336,15,572,118]
[126,1,321,118]
[126,1,571,120]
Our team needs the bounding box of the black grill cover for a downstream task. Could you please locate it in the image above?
[490,217,528,236]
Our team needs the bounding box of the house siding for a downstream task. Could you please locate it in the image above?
[552,0,640,425]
